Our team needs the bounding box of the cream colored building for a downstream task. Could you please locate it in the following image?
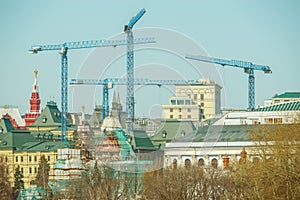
[162,79,222,122]
[0,130,69,188]
[264,92,300,106]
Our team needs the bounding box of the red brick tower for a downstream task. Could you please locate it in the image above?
[24,70,41,126]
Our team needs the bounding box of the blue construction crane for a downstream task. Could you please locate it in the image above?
[70,78,198,124]
[124,8,147,135]
[28,37,154,140]
[185,55,272,110]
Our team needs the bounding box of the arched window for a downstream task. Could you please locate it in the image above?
[184,159,191,168]
[173,159,177,169]
[211,158,218,168]
[198,158,205,167]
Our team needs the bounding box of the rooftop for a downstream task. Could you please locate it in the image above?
[151,120,197,142]
[273,92,300,99]
[256,100,300,112]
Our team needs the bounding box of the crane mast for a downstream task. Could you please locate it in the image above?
[124,8,147,135]
[186,54,271,110]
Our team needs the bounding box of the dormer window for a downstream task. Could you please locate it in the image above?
[162,130,167,138]
[181,131,186,137]
[42,116,47,123]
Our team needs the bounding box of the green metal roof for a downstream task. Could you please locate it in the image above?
[151,120,196,142]
[193,124,299,142]
[0,130,37,149]
[0,117,14,133]
[256,101,300,112]
[29,101,70,127]
[132,130,155,150]
[194,125,253,142]
[273,92,300,99]
[0,129,73,152]
[16,141,71,152]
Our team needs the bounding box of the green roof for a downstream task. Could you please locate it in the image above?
[194,125,253,142]
[273,92,300,99]
[0,129,73,152]
[15,141,71,152]
[0,130,37,149]
[0,117,14,133]
[256,101,300,112]
[151,120,196,142]
[30,101,68,127]
[193,124,297,142]
[132,130,155,150]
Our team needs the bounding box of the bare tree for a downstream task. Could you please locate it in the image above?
[35,155,50,190]
[229,124,300,199]
[0,156,12,200]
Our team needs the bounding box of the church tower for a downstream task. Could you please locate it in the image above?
[24,70,41,126]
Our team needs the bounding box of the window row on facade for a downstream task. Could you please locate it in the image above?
[170,108,194,112]
[169,114,192,119]
[15,155,53,163]
[20,167,38,174]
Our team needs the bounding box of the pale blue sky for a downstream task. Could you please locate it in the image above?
[1,0,299,117]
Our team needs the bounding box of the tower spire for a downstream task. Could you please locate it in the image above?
[117,91,121,104]
[33,69,38,92]
[25,69,41,126]
[112,90,117,103]
[81,105,85,122]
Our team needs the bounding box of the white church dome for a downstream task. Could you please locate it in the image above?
[101,115,122,131]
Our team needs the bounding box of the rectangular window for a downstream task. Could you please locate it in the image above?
[194,94,197,101]
[34,167,37,173]
[170,108,173,112]
[21,168,24,174]
[264,118,273,124]
[187,94,191,98]
[274,118,282,124]
[170,115,173,119]
[21,156,23,162]
[29,156,32,162]
[201,103,204,107]
[177,100,184,105]
[187,108,191,112]
[48,156,50,162]
[34,156,37,162]
[179,115,182,119]
[200,94,204,100]
[178,108,182,112]
[29,167,32,174]
[185,100,191,105]
[187,115,191,119]
[170,100,176,105]
[16,156,18,162]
